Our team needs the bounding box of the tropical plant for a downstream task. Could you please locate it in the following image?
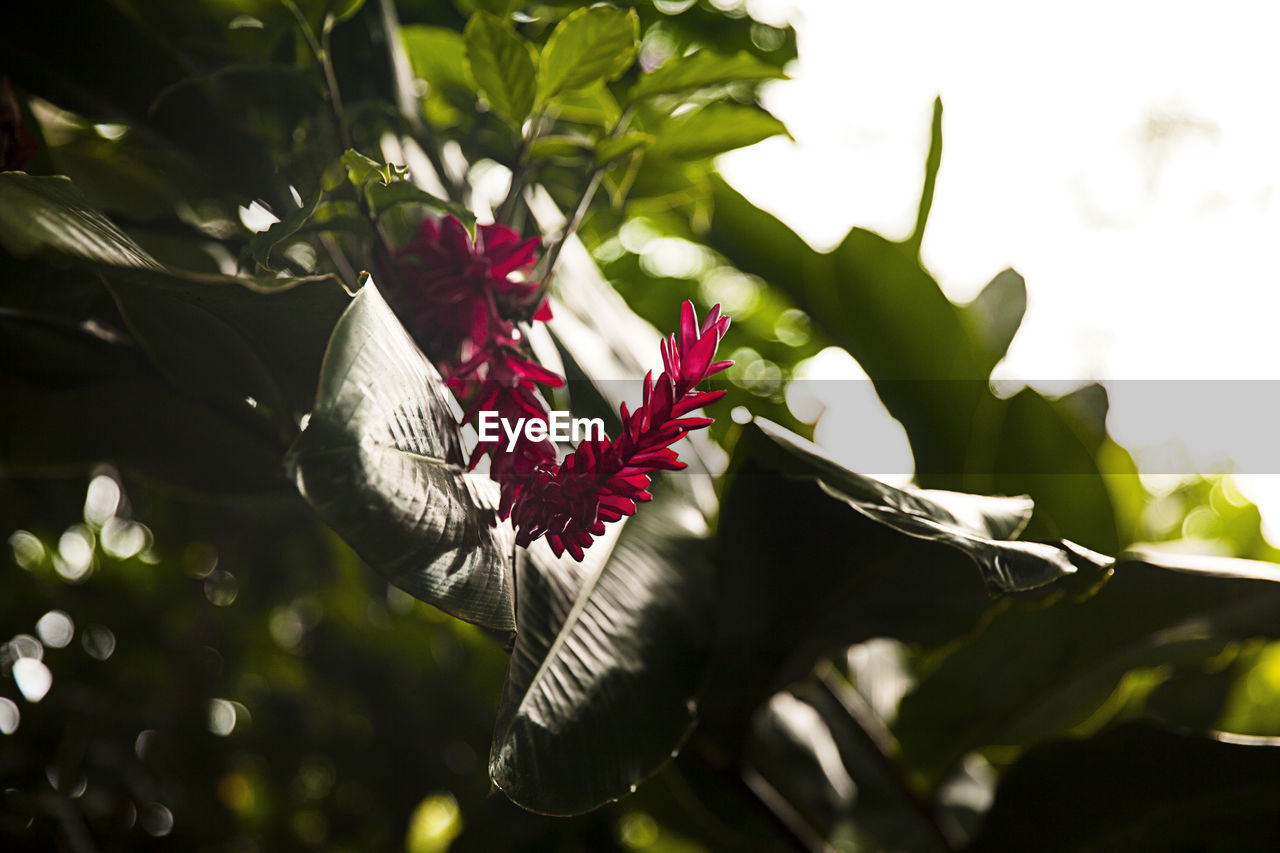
[4,2,1280,851]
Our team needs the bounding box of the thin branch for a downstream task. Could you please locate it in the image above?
[281,0,405,291]
[531,104,637,292]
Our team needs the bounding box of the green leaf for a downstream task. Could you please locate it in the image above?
[705,174,1130,553]
[330,0,365,22]
[701,420,1109,748]
[648,103,787,161]
[364,180,474,227]
[457,0,519,16]
[3,1,291,201]
[966,723,1280,851]
[747,420,1105,594]
[286,282,515,630]
[464,12,537,125]
[549,83,622,127]
[595,132,653,168]
[489,484,714,815]
[0,311,288,495]
[536,6,638,102]
[746,673,949,852]
[962,268,1026,367]
[0,173,348,435]
[896,549,1280,788]
[342,149,382,186]
[250,192,322,271]
[906,96,943,255]
[527,134,593,161]
[401,25,469,86]
[0,173,159,270]
[104,267,350,435]
[629,49,787,99]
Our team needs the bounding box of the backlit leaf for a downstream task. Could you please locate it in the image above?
[464,12,537,125]
[537,6,638,102]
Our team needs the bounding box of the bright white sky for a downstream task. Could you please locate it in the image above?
[719,0,1280,536]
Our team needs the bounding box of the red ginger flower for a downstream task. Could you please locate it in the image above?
[395,216,549,364]
[393,216,730,561]
[507,301,732,561]
[394,215,562,471]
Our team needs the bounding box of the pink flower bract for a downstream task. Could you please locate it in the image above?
[507,301,732,560]
[393,215,731,561]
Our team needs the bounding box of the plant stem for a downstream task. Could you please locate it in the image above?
[497,114,542,227]
[282,0,404,291]
[532,105,636,291]
[318,13,354,152]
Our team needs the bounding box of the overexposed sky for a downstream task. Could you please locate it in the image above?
[720,0,1280,530]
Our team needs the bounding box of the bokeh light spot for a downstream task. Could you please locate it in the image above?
[14,658,52,703]
[204,570,238,606]
[55,525,94,581]
[35,611,74,648]
[101,518,148,560]
[82,624,116,661]
[83,474,121,527]
[405,793,462,853]
[9,531,46,571]
[0,697,19,734]
[140,802,174,837]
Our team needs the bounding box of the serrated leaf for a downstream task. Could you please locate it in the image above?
[595,132,653,168]
[630,49,786,99]
[489,483,714,815]
[286,282,514,630]
[464,12,536,125]
[649,103,787,161]
[537,6,638,101]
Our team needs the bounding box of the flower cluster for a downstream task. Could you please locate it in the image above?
[394,215,562,472]
[509,302,731,560]
[394,215,730,561]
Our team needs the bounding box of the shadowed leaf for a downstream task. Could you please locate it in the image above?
[287,282,514,629]
[490,484,714,815]
[897,548,1280,788]
[966,723,1280,852]
[702,420,1108,749]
